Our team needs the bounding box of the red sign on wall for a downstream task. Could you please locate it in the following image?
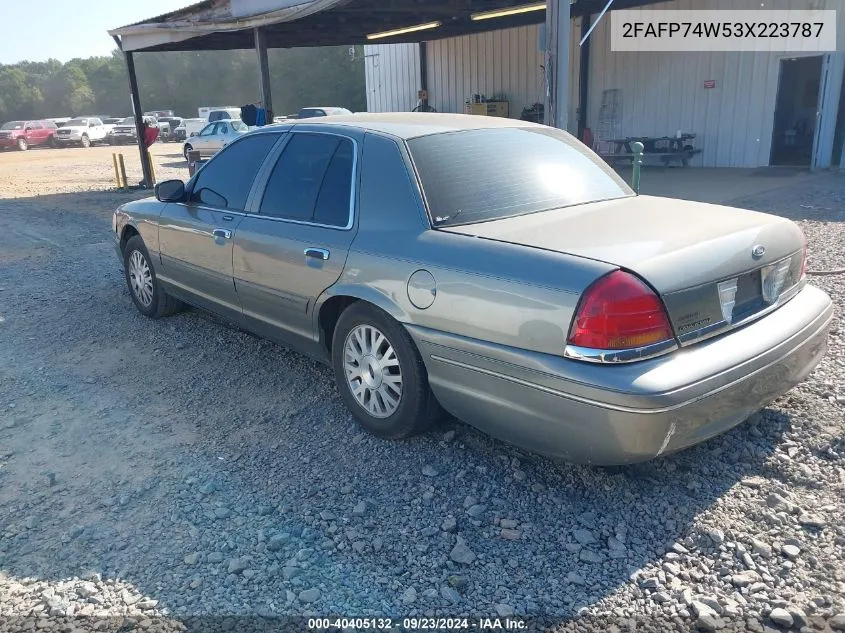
[704,80,716,89]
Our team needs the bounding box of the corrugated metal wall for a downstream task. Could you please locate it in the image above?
[363,0,844,167]
[364,43,420,113]
[586,0,844,167]
[425,25,546,121]
[364,27,548,120]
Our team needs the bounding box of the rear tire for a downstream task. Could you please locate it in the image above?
[332,302,439,439]
[123,235,183,319]
[80,134,90,148]
[17,138,28,151]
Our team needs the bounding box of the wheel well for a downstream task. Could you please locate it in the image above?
[318,296,359,354]
[120,225,140,253]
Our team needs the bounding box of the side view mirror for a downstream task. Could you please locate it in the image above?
[155,179,186,203]
[24,127,33,132]
[189,132,198,137]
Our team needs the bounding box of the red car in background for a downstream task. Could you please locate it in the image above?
[0,120,58,151]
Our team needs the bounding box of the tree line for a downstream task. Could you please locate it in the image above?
[0,46,367,122]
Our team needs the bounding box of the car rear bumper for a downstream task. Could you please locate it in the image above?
[408,285,833,465]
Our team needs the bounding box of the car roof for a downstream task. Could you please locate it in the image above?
[257,112,544,140]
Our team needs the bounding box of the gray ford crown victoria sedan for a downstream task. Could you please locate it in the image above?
[112,113,833,465]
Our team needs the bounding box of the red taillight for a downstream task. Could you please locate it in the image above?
[568,271,674,350]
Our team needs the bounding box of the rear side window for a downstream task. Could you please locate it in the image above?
[190,133,279,211]
[259,133,354,227]
[408,127,633,227]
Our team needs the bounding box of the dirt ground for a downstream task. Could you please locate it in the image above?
[0,144,843,632]
[0,142,187,198]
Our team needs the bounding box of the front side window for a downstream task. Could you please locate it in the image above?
[408,127,633,227]
[259,133,354,227]
[190,133,280,211]
[199,123,217,136]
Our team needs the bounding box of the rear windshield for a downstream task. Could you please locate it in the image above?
[408,127,633,227]
[1,121,24,130]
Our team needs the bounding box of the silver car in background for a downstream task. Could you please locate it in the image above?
[112,114,833,465]
[182,119,248,159]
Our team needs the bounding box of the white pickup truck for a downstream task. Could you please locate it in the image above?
[54,117,109,148]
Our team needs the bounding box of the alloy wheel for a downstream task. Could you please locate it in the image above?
[128,250,154,307]
[343,324,403,419]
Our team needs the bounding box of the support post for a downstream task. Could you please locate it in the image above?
[112,153,122,190]
[147,150,157,185]
[419,42,429,111]
[544,0,571,130]
[254,27,274,122]
[631,141,644,194]
[577,14,591,140]
[117,153,128,191]
[125,51,153,188]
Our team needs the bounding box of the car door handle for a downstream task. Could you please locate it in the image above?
[212,228,232,240]
[304,248,330,261]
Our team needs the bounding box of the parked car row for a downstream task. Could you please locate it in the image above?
[0,111,186,150]
[3,106,353,153]
[0,119,59,151]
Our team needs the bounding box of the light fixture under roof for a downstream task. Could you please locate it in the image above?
[471,2,546,21]
[366,21,442,40]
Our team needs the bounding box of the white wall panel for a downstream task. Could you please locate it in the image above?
[426,25,546,121]
[363,0,844,167]
[586,0,844,167]
[363,43,420,113]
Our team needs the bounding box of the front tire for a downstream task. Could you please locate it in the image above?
[123,235,183,319]
[80,134,90,148]
[17,137,28,151]
[332,303,439,439]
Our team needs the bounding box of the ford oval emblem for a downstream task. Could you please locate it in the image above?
[752,245,766,258]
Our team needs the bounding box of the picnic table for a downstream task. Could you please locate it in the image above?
[600,134,702,167]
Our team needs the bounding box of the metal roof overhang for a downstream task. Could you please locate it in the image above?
[109,0,667,53]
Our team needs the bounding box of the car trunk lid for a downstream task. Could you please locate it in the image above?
[444,195,805,346]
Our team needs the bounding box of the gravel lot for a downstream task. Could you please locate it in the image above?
[0,146,843,633]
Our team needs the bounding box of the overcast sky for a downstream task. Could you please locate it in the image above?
[0,0,191,64]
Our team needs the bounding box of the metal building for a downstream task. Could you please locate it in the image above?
[365,0,845,169]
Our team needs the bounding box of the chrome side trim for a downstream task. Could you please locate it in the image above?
[563,339,678,364]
